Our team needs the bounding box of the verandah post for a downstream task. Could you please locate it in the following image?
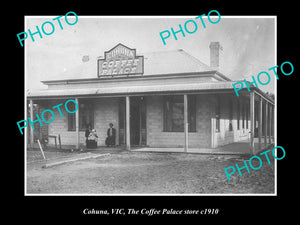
[126,96,131,150]
[268,104,272,144]
[264,101,268,147]
[258,96,262,151]
[29,99,34,148]
[250,91,255,155]
[271,105,274,143]
[184,94,188,152]
[75,98,80,149]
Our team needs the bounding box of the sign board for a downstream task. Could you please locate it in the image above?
[97,43,144,78]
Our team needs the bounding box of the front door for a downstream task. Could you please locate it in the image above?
[118,97,146,146]
[130,97,141,145]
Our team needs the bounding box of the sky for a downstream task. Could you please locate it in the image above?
[25,15,276,93]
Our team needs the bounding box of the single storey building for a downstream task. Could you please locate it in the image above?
[27,42,274,154]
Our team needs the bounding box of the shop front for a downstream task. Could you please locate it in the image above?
[27,43,274,154]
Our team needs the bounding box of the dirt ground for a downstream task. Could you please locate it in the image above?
[26,150,275,194]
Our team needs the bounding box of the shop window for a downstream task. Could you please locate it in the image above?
[242,103,245,129]
[215,96,220,133]
[237,100,240,130]
[246,103,249,129]
[229,99,233,131]
[68,101,94,131]
[163,95,196,132]
[188,95,196,132]
[68,103,76,131]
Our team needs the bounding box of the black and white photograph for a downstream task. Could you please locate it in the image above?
[23,15,278,196]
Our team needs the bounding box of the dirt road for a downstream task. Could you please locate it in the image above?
[26,151,275,194]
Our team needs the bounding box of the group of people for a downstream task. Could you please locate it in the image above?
[85,123,116,149]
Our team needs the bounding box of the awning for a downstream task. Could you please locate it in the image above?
[27,81,274,104]
[28,82,236,98]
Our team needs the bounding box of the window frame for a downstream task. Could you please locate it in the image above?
[163,95,196,133]
[68,100,94,132]
[229,99,233,131]
[237,100,240,130]
[215,96,220,133]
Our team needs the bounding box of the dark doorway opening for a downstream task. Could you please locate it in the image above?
[130,97,141,146]
[119,96,147,147]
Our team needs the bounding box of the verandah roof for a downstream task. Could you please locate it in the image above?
[27,81,274,104]
[28,81,234,98]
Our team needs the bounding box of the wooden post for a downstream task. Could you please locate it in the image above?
[250,91,255,155]
[258,97,262,151]
[264,101,268,147]
[37,139,46,160]
[271,105,274,143]
[211,117,215,148]
[268,104,272,144]
[75,98,80,149]
[139,98,142,146]
[184,94,188,152]
[126,96,131,150]
[58,134,61,149]
[54,136,57,149]
[29,99,34,148]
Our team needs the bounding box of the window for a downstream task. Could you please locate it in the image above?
[163,95,196,132]
[68,101,94,131]
[188,95,196,132]
[246,103,249,129]
[68,102,76,131]
[237,100,240,130]
[215,97,220,133]
[242,103,245,129]
[170,97,184,131]
[229,99,233,131]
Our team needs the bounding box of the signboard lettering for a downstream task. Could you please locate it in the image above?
[98,43,144,77]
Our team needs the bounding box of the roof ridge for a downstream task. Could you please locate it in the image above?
[176,49,212,70]
[142,49,183,55]
[142,49,212,71]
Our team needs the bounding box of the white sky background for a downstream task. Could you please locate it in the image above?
[25,16,276,94]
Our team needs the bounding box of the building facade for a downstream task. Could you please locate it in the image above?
[27,43,274,154]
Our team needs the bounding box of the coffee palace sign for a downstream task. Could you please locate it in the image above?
[97,43,144,77]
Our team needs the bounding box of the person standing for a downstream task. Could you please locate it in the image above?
[105,123,116,147]
[85,124,92,148]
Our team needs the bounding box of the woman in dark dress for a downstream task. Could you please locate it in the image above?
[105,123,116,147]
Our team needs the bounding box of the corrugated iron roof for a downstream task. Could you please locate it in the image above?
[143,49,213,76]
[49,49,216,81]
[28,81,237,98]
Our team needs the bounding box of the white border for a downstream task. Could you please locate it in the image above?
[24,15,277,196]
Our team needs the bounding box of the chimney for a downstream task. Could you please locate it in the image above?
[209,42,222,70]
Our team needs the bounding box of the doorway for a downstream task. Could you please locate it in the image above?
[119,96,146,146]
[130,97,141,145]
